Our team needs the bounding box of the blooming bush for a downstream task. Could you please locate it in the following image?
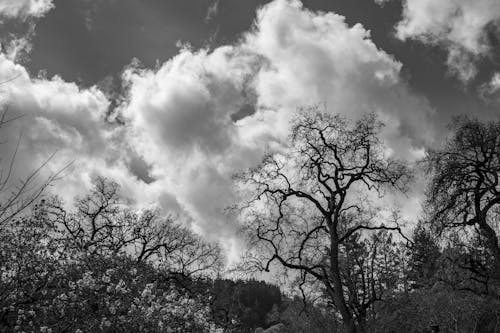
[0,182,223,332]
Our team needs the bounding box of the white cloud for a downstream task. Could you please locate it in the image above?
[0,53,181,222]
[1,36,32,62]
[0,0,54,20]
[0,0,54,63]
[392,0,500,82]
[121,47,261,156]
[479,72,500,103]
[243,0,434,154]
[487,73,500,92]
[0,0,436,262]
[119,46,264,244]
[119,0,434,249]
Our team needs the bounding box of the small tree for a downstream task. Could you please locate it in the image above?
[407,222,441,289]
[238,110,412,333]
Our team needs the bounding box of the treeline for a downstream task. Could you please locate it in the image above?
[0,177,335,332]
[2,109,500,332]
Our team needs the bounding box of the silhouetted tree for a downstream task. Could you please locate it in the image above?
[49,177,223,278]
[426,116,500,278]
[437,232,494,295]
[239,110,412,333]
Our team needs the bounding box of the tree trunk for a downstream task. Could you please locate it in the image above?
[344,319,358,333]
[479,220,500,278]
[329,232,358,333]
[357,312,367,333]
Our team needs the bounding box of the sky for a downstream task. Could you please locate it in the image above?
[0,0,500,262]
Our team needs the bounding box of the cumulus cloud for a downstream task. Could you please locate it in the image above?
[0,0,54,63]
[121,48,261,156]
[119,0,434,249]
[119,46,264,244]
[243,0,434,154]
[389,0,500,82]
[0,0,54,20]
[0,53,182,222]
[0,0,436,262]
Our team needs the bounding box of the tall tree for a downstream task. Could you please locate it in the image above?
[426,116,500,277]
[238,110,411,333]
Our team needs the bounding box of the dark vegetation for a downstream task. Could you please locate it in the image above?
[2,106,500,332]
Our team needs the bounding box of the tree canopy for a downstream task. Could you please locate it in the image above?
[239,110,412,333]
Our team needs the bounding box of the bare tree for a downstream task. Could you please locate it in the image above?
[0,105,64,225]
[50,177,223,277]
[426,116,500,277]
[132,208,223,278]
[238,110,411,333]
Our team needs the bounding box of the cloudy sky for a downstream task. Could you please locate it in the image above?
[1,0,500,261]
